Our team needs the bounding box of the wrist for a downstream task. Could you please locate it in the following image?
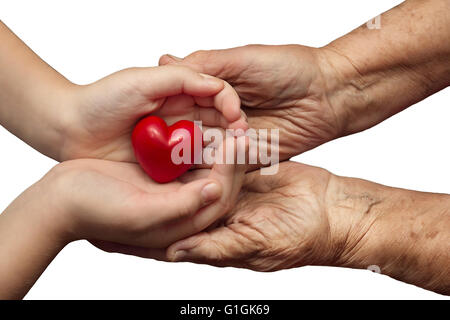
[32,165,80,245]
[325,174,450,294]
[45,82,82,162]
[325,174,394,267]
[0,175,71,299]
[316,0,450,139]
[315,46,374,138]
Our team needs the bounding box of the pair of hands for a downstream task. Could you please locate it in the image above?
[16,44,350,270]
[14,65,248,252]
[3,0,450,295]
[11,41,445,284]
[81,44,380,273]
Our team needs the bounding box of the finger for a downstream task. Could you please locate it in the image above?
[195,95,246,128]
[145,178,223,225]
[90,240,168,261]
[159,49,240,78]
[228,136,249,203]
[193,95,215,107]
[201,75,242,123]
[177,136,246,234]
[201,125,227,149]
[156,100,246,131]
[192,162,214,170]
[160,53,247,127]
[138,66,243,125]
[153,94,195,119]
[166,229,239,268]
[228,110,249,131]
[134,65,224,99]
[194,108,230,128]
[146,137,249,248]
[192,129,249,168]
[152,137,237,244]
[159,53,205,72]
[194,87,247,128]
[184,138,237,230]
[178,168,211,183]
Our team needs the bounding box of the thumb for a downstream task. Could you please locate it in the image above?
[150,179,223,225]
[166,228,238,268]
[159,54,183,64]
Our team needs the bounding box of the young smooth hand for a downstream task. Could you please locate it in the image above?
[0,137,246,299]
[60,66,247,162]
[0,21,247,162]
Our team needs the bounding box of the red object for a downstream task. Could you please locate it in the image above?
[132,116,203,183]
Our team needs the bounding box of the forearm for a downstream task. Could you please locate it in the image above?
[320,0,450,135]
[327,175,450,294]
[0,184,66,299]
[0,21,75,160]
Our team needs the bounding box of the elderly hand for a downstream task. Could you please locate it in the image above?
[166,161,338,270]
[159,45,345,162]
[166,161,450,295]
[0,137,247,299]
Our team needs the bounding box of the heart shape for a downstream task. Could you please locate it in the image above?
[132,116,203,183]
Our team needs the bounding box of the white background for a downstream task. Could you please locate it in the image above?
[0,0,449,299]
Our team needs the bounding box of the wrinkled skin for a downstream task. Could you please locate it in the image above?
[166,161,337,271]
[88,136,248,256]
[100,161,341,271]
[89,45,354,269]
[160,45,344,162]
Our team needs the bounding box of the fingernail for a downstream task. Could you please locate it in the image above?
[201,182,221,204]
[173,250,187,262]
[166,54,182,61]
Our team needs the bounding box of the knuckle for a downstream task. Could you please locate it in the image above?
[177,202,194,219]
[199,237,226,262]
[172,192,197,218]
[190,49,209,60]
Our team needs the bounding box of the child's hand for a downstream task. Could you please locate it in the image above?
[0,137,245,299]
[54,148,244,247]
[1,22,246,163]
[60,65,247,162]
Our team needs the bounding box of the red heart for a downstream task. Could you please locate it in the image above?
[132,116,203,183]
